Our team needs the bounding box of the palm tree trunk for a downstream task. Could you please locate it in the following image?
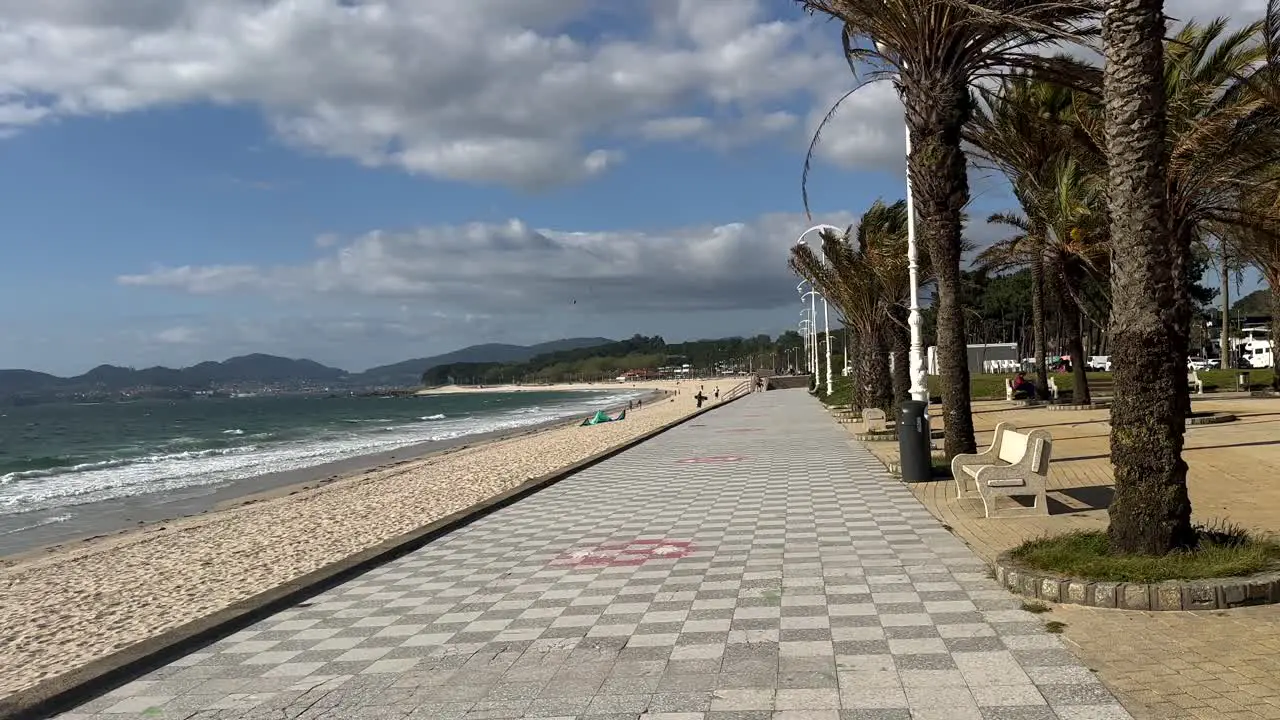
[888,305,911,404]
[1102,0,1194,554]
[1268,275,1280,390]
[1029,222,1051,400]
[903,83,977,457]
[1064,295,1091,405]
[1220,240,1231,370]
[856,331,893,414]
[848,330,865,409]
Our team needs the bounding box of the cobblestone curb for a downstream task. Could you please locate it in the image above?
[995,553,1280,610]
[1186,411,1236,426]
[1045,402,1111,411]
[852,430,898,442]
[886,456,949,478]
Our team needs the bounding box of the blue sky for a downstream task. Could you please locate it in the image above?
[0,0,1256,375]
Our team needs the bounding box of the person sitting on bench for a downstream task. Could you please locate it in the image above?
[1011,371,1037,400]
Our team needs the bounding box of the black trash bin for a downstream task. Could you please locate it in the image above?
[897,400,932,482]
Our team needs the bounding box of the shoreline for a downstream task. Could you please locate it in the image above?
[0,389,664,564]
[0,382,726,700]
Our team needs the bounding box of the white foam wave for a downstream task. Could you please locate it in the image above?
[222,428,245,435]
[0,512,73,536]
[0,390,643,517]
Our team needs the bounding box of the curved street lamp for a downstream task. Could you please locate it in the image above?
[801,291,823,389]
[799,316,814,374]
[797,225,841,395]
[797,281,815,376]
[799,305,818,378]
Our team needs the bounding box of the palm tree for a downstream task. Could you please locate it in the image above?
[1226,195,1280,381]
[1100,0,1194,553]
[859,200,916,405]
[968,70,1102,400]
[983,156,1110,404]
[1103,15,1280,552]
[793,230,895,414]
[796,0,1099,458]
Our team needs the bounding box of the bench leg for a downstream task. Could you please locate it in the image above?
[981,488,1050,518]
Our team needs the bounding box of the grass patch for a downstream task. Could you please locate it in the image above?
[1009,523,1280,583]
[1020,600,1051,614]
[818,375,853,407]
[1044,621,1067,634]
[1199,368,1276,392]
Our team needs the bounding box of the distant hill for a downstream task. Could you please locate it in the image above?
[0,354,348,396]
[0,339,616,398]
[351,337,613,387]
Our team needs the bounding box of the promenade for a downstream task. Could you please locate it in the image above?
[56,389,1129,720]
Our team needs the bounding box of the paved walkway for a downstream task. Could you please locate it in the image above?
[860,398,1280,720]
[58,390,1129,720]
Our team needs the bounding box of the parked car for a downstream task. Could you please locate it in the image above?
[1086,356,1111,372]
[1187,357,1212,371]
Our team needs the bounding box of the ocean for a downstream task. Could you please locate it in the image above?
[0,389,642,551]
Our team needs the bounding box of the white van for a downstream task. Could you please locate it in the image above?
[1243,338,1274,369]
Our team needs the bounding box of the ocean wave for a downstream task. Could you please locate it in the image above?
[0,512,73,536]
[0,446,259,484]
[0,391,644,518]
[222,428,245,435]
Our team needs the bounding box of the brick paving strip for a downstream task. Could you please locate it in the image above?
[52,389,1129,719]
[859,399,1280,720]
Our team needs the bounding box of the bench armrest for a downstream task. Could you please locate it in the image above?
[951,452,995,496]
[974,462,1032,486]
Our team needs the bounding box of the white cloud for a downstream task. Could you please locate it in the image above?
[153,326,201,345]
[118,212,860,313]
[639,116,713,141]
[0,0,1260,189]
[805,81,906,170]
[0,0,872,187]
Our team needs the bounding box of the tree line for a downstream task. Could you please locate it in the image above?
[419,334,796,386]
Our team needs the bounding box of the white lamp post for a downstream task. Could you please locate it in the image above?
[873,40,928,404]
[801,290,824,390]
[796,225,841,395]
[799,318,813,373]
[800,308,814,377]
[798,281,814,374]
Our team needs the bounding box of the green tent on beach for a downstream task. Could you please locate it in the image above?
[580,409,626,426]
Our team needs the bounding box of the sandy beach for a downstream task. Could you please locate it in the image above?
[415,378,729,395]
[0,379,740,700]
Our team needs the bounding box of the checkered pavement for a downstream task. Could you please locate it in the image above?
[58,389,1131,719]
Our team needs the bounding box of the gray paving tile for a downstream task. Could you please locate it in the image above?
[52,390,1130,719]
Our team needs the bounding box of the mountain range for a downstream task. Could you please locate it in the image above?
[0,337,613,397]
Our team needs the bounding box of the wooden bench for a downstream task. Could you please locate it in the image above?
[950,422,1053,518]
[1188,368,1204,395]
[862,407,888,432]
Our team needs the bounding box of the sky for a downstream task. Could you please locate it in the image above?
[0,0,1263,375]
